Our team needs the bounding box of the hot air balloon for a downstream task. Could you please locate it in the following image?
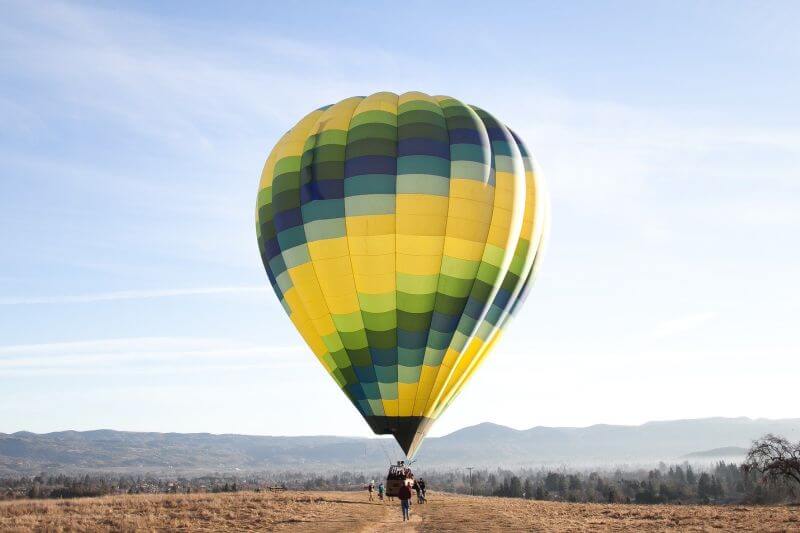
[256,92,548,458]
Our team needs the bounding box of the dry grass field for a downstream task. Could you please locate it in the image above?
[1,490,799,532]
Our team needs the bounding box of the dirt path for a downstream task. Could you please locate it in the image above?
[358,497,422,532]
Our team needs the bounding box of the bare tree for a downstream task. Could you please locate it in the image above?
[742,434,800,487]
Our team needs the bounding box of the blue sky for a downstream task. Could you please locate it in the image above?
[1,1,799,437]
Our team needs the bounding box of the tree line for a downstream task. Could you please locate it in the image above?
[435,461,794,504]
[2,435,797,505]
[437,434,800,504]
[0,471,379,500]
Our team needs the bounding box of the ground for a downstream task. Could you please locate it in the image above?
[1,490,799,532]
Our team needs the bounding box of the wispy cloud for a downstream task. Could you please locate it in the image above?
[652,312,718,339]
[0,287,267,305]
[0,1,403,148]
[0,1,413,274]
[505,91,800,217]
[0,337,305,376]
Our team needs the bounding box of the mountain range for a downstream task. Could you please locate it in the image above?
[2,417,798,475]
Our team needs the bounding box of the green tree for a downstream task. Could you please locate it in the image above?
[523,478,534,499]
[509,476,523,498]
[686,465,696,484]
[697,473,713,500]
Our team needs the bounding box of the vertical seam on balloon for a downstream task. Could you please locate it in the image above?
[342,93,390,419]
[492,141,550,344]
[429,115,529,417]
[433,128,540,417]
[505,193,550,321]
[261,133,291,293]
[259,127,314,317]
[409,94,453,420]
[425,107,519,416]
[259,115,342,385]
[491,131,545,330]
[419,102,495,417]
[390,92,400,427]
[298,98,372,414]
[401,92,450,430]
[390,94,401,432]
[439,217,548,415]
[257,129,295,309]
[339,96,373,414]
[476,132,539,338]
[286,112,350,383]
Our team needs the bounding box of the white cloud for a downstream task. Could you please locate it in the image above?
[0,286,266,305]
[0,1,400,148]
[506,92,800,216]
[652,312,718,339]
[0,337,305,376]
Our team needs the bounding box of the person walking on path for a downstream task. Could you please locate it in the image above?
[398,480,412,521]
[367,481,374,501]
[377,482,385,501]
[418,479,426,503]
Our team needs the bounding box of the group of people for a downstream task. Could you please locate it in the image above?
[366,472,426,522]
[397,473,426,521]
[366,481,382,501]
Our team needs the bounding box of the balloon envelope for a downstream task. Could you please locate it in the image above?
[256,92,548,457]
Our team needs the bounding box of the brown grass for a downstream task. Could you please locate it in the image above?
[1,490,798,532]
[422,493,800,532]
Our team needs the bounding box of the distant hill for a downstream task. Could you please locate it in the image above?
[2,417,798,475]
[681,446,749,459]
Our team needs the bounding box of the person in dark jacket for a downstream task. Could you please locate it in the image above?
[398,481,412,521]
[413,479,422,504]
[418,479,427,502]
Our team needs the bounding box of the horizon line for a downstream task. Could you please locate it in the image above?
[4,415,797,439]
